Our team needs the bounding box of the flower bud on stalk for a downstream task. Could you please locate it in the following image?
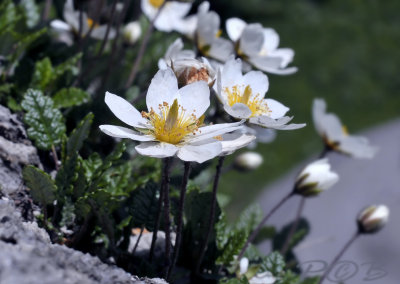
[357,205,389,234]
[171,58,215,87]
[234,152,263,171]
[294,158,339,197]
[123,22,142,45]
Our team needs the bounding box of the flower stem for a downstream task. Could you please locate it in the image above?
[148,170,166,262]
[162,157,172,278]
[41,0,52,22]
[124,1,167,89]
[168,161,191,280]
[318,232,360,284]
[280,196,306,255]
[131,225,145,256]
[195,156,225,274]
[237,191,294,261]
[51,145,59,171]
[97,0,118,57]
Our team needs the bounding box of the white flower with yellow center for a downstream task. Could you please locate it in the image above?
[216,58,305,130]
[99,68,247,163]
[226,18,297,75]
[158,38,196,70]
[50,0,116,45]
[313,98,378,159]
[141,0,197,36]
[194,2,234,62]
[239,257,276,284]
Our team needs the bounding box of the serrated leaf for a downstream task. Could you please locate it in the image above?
[53,88,90,109]
[236,203,263,233]
[0,1,19,35]
[80,153,103,182]
[219,276,250,284]
[23,165,56,205]
[31,57,53,89]
[19,0,39,28]
[59,200,75,228]
[53,53,81,77]
[216,229,247,266]
[102,162,133,197]
[130,181,159,231]
[260,252,285,276]
[66,112,93,157]
[215,212,229,250]
[21,89,65,150]
[55,153,78,196]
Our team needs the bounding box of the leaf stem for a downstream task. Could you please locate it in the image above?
[168,161,191,280]
[280,196,306,255]
[318,232,360,284]
[195,156,225,274]
[124,1,167,89]
[237,191,294,261]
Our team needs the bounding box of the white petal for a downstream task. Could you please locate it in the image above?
[173,15,198,38]
[269,48,295,68]
[50,20,71,31]
[243,71,269,99]
[105,92,148,128]
[197,10,219,47]
[220,58,244,92]
[141,0,157,21]
[208,37,235,62]
[220,132,255,155]
[312,99,344,141]
[224,103,252,119]
[249,271,276,284]
[146,68,178,113]
[189,121,244,143]
[178,81,210,117]
[177,141,222,163]
[247,125,277,143]
[99,125,154,141]
[239,257,249,275]
[154,1,192,32]
[339,136,379,159]
[262,28,280,53]
[135,142,178,158]
[226,17,247,42]
[249,115,306,130]
[91,25,117,40]
[239,24,264,56]
[265,98,289,119]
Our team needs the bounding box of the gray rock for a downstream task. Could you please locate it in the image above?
[0,199,168,284]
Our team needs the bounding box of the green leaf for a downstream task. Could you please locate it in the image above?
[31,57,53,89]
[130,181,159,231]
[219,276,250,284]
[253,226,276,244]
[80,153,103,182]
[59,200,76,228]
[260,252,285,276]
[273,218,310,255]
[300,277,320,284]
[53,53,82,78]
[216,229,247,266]
[215,212,229,250]
[53,88,90,109]
[23,165,56,206]
[66,112,93,157]
[19,0,39,28]
[21,89,66,150]
[0,1,19,35]
[235,203,263,233]
[55,153,78,197]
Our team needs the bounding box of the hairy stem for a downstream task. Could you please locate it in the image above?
[162,157,172,278]
[168,162,191,280]
[237,191,294,261]
[318,232,360,284]
[97,0,118,57]
[124,2,166,89]
[149,172,165,262]
[132,226,145,256]
[195,156,225,274]
[280,196,306,255]
[42,0,52,22]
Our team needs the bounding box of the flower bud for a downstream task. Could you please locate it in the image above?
[123,22,142,45]
[357,205,389,234]
[171,58,215,87]
[234,152,263,171]
[294,158,339,197]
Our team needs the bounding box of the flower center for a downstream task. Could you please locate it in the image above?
[141,99,201,144]
[149,0,165,8]
[224,85,270,117]
[86,18,99,29]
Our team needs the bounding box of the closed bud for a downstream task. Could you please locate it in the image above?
[171,58,215,87]
[123,22,142,45]
[294,158,339,197]
[357,205,389,234]
[234,152,263,171]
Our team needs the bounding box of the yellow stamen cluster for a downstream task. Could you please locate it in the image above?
[224,85,270,117]
[141,99,201,144]
[86,18,99,29]
[149,0,165,8]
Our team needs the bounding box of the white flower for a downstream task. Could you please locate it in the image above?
[358,205,389,234]
[50,0,116,45]
[194,2,234,62]
[234,151,263,171]
[295,158,339,196]
[158,38,196,69]
[123,21,142,45]
[226,17,297,75]
[312,98,378,159]
[99,68,247,163]
[141,0,197,36]
[239,257,276,284]
[216,58,305,130]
